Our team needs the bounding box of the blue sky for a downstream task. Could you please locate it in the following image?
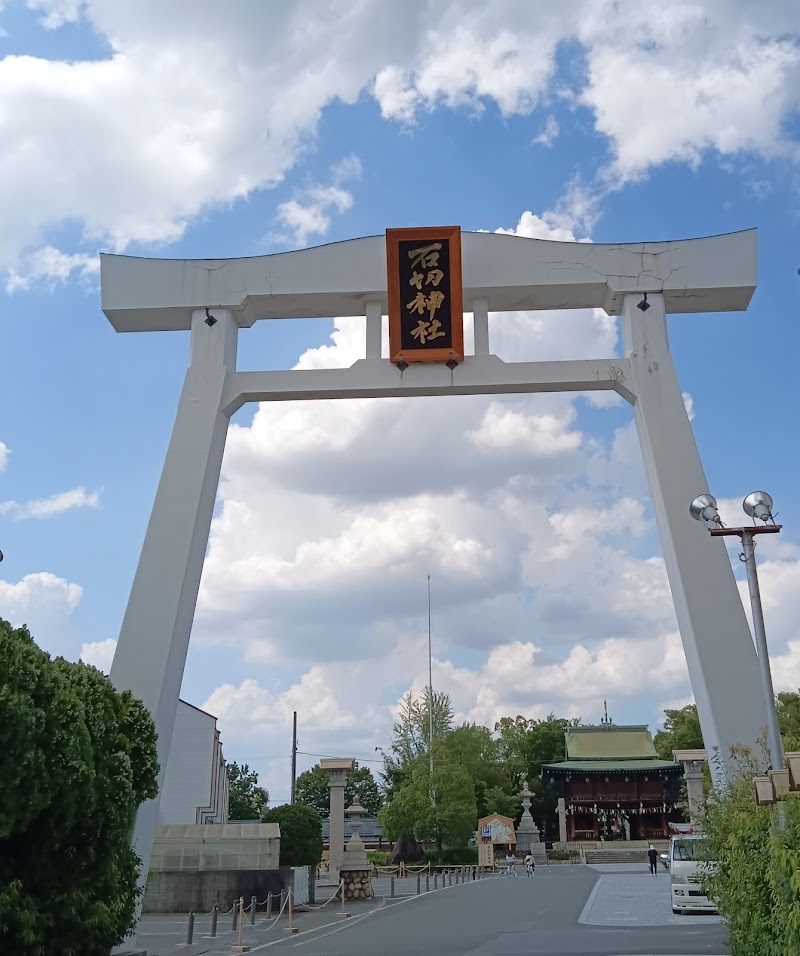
[1,1,799,803]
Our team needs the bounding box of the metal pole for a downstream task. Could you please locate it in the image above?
[428,573,434,782]
[210,904,218,937]
[185,912,194,945]
[250,894,257,924]
[741,529,784,770]
[266,891,272,916]
[291,711,298,805]
[237,897,244,949]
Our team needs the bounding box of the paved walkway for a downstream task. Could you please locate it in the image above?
[580,867,723,927]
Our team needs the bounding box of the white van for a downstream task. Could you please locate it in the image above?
[669,832,717,915]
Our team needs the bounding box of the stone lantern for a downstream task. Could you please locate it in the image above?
[339,801,373,901]
[516,780,546,862]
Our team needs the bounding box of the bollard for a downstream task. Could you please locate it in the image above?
[250,895,257,925]
[185,912,194,945]
[449,871,452,886]
[456,870,460,885]
[283,888,298,935]
[425,874,430,892]
[390,876,395,898]
[236,897,245,950]
[434,872,438,889]
[232,900,238,932]
[280,888,287,913]
[210,904,218,937]
[339,879,350,919]
[266,891,273,916]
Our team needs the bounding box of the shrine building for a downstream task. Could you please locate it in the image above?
[542,715,684,843]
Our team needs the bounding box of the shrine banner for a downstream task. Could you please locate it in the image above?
[386,226,464,365]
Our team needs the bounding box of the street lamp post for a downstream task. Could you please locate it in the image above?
[690,491,784,771]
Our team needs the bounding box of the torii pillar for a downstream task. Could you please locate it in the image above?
[320,758,354,882]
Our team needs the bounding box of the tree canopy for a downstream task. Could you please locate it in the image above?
[0,618,159,956]
[227,761,269,820]
[653,704,704,759]
[262,803,323,867]
[295,762,382,817]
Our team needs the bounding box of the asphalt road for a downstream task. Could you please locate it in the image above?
[261,868,729,956]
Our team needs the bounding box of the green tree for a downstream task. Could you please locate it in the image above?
[0,619,159,956]
[777,691,800,751]
[440,723,518,819]
[227,762,269,820]
[262,803,323,867]
[380,689,454,799]
[495,713,579,836]
[378,758,477,850]
[295,762,383,817]
[654,704,704,759]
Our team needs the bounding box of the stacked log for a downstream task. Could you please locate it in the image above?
[339,870,373,900]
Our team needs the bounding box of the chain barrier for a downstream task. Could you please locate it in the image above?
[301,879,345,911]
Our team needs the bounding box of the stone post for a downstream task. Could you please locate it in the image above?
[673,749,707,823]
[320,758,354,882]
[556,797,567,844]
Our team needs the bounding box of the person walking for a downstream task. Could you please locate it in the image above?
[647,844,658,876]
[524,852,535,877]
[505,851,517,877]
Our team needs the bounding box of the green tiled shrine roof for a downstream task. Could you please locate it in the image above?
[542,759,681,773]
[564,724,658,760]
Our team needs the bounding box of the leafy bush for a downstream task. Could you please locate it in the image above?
[701,748,800,956]
[262,803,323,867]
[0,619,159,956]
[367,850,389,865]
[439,846,478,865]
[547,849,573,860]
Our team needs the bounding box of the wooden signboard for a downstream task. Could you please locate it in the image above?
[386,226,464,365]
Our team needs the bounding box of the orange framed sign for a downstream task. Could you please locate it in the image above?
[386,226,464,365]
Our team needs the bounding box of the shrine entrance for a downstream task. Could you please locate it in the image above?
[101,226,764,947]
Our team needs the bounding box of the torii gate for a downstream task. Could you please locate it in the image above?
[102,227,764,945]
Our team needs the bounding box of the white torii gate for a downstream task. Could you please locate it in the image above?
[102,228,764,946]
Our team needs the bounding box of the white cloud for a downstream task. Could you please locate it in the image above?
[534,114,559,147]
[1,2,797,281]
[682,392,695,421]
[79,637,117,674]
[0,485,101,520]
[0,571,83,652]
[6,246,98,293]
[275,154,361,246]
[0,442,8,472]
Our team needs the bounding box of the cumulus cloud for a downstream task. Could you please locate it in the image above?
[0,571,83,652]
[0,485,101,520]
[1,1,798,278]
[79,637,117,674]
[275,154,362,246]
[6,246,98,293]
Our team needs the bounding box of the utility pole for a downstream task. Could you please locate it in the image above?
[290,711,298,805]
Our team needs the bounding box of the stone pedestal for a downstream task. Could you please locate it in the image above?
[320,758,354,883]
[338,801,373,900]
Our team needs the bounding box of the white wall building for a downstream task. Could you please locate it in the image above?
[159,700,229,825]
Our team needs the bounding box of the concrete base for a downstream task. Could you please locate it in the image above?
[230,947,251,953]
[283,927,299,935]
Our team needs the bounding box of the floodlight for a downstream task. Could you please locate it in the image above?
[690,494,720,526]
[743,491,774,523]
